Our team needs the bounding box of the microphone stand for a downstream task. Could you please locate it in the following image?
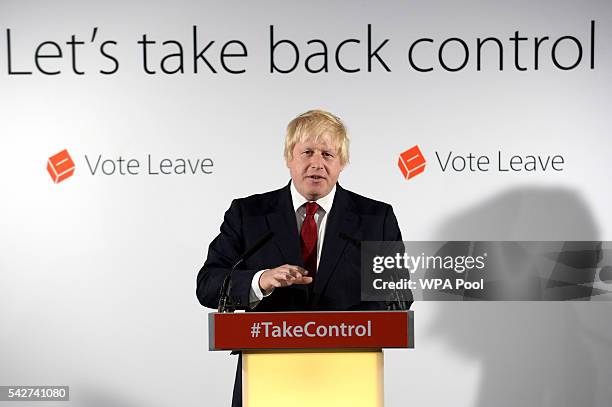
[218,231,274,313]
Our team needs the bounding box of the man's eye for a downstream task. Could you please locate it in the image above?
[323,152,334,158]
[303,150,313,155]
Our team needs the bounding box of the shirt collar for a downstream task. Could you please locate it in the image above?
[290,181,336,214]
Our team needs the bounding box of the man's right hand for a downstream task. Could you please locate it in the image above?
[259,265,313,294]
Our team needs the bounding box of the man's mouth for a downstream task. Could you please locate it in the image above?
[307,175,325,180]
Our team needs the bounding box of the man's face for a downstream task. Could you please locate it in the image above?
[287,137,345,201]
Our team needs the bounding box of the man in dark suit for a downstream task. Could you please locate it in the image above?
[196,110,407,406]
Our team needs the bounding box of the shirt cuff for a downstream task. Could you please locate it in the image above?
[249,269,273,308]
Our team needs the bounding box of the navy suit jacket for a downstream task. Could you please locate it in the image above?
[196,182,407,406]
[197,182,404,311]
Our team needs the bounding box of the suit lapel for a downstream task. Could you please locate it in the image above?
[265,183,360,301]
[314,184,361,293]
[265,183,303,267]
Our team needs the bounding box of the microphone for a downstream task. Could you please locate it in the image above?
[218,231,274,313]
[339,232,411,311]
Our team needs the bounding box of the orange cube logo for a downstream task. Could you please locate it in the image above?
[398,145,426,180]
[47,149,75,184]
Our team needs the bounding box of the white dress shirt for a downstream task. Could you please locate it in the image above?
[248,183,337,306]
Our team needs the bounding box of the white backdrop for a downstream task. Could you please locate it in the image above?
[1,1,611,406]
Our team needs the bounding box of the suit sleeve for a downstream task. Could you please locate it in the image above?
[382,204,413,310]
[383,204,403,241]
[196,199,260,309]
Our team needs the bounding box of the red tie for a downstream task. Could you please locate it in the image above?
[300,202,319,278]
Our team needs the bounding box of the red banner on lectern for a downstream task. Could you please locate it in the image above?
[208,310,413,350]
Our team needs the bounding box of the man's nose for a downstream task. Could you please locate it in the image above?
[309,153,324,168]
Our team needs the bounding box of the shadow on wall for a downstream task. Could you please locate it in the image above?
[425,187,612,407]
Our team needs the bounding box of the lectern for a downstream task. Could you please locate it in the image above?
[209,310,413,407]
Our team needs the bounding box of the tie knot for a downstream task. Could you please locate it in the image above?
[305,202,319,216]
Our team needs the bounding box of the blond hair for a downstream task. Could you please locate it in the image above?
[284,110,350,165]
